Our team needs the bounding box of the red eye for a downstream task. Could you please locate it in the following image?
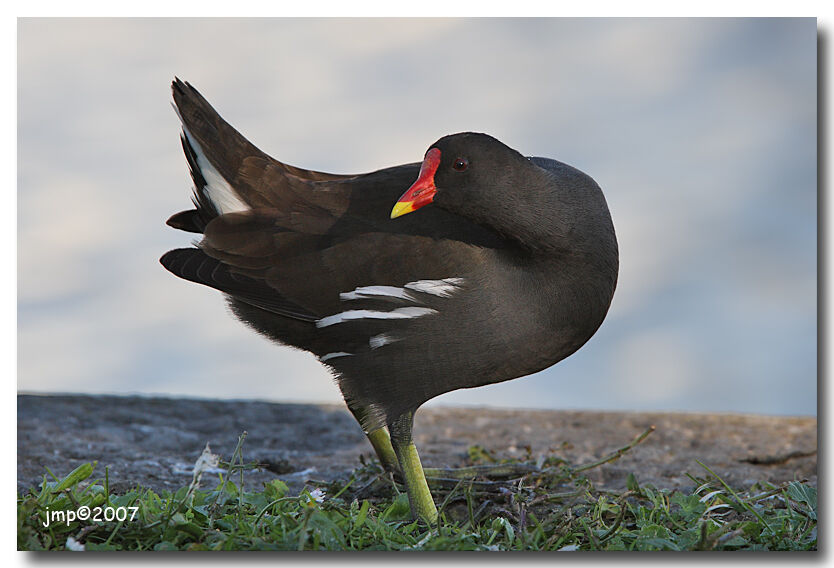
[453,157,468,172]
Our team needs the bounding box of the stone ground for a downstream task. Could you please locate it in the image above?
[17,394,817,496]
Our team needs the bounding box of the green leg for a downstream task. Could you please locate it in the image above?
[350,403,532,492]
[363,427,532,482]
[388,412,438,524]
[366,428,401,473]
[346,402,401,473]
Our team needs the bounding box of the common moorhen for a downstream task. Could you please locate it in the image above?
[161,79,619,523]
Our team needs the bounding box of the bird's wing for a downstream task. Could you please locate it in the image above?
[190,207,486,318]
[163,79,501,320]
[159,247,321,321]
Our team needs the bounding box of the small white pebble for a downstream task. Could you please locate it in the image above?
[66,536,85,551]
[558,544,579,551]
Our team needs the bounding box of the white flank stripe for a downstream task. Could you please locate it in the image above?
[180,123,249,214]
[319,352,353,362]
[369,334,400,349]
[404,278,465,298]
[316,307,437,328]
[340,286,412,301]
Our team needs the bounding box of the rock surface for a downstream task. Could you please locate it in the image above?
[17,394,816,495]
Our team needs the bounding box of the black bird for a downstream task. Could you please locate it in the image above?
[161,79,618,522]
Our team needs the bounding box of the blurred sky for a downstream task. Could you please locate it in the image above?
[17,18,817,416]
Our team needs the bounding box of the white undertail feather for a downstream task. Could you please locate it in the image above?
[173,103,249,214]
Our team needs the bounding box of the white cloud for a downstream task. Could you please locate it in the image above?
[17,18,817,415]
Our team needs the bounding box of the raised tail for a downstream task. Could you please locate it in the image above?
[167,78,354,235]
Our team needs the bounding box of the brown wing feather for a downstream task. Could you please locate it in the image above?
[159,248,319,322]
[172,78,354,213]
[199,208,484,317]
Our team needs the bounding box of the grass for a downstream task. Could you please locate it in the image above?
[17,428,817,551]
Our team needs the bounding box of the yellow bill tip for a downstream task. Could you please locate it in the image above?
[390,201,416,219]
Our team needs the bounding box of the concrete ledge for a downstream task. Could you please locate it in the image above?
[17,394,816,495]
